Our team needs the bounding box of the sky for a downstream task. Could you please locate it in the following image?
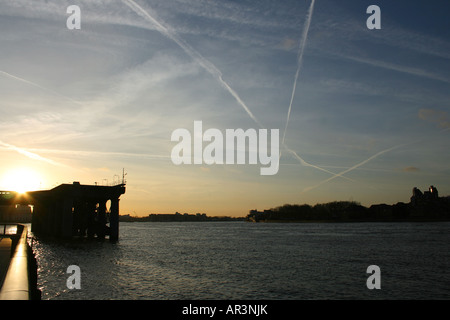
[0,0,449,217]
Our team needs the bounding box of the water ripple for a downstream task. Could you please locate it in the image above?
[31,222,450,300]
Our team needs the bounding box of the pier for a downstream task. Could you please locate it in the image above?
[0,182,125,300]
[0,182,126,241]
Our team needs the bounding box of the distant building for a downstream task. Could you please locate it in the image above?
[429,185,439,198]
[411,185,439,205]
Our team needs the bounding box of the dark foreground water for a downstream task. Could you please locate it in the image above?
[30,221,450,300]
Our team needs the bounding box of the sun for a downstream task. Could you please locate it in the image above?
[0,168,42,193]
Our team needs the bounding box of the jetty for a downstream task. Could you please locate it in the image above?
[0,181,126,300]
[0,181,126,241]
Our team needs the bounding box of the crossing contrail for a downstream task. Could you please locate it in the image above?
[302,142,412,193]
[284,143,356,182]
[282,0,315,146]
[123,0,435,194]
[0,70,83,106]
[276,0,352,182]
[123,0,353,181]
[301,125,450,193]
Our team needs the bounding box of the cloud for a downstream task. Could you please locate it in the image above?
[418,108,450,129]
[25,147,171,161]
[403,166,420,173]
[122,0,264,129]
[280,38,297,50]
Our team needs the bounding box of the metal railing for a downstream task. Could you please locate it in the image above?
[0,224,39,300]
[94,178,127,187]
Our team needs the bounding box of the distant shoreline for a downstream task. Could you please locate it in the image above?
[247,218,450,223]
[121,189,450,224]
[119,213,245,222]
[118,215,450,224]
[246,193,450,223]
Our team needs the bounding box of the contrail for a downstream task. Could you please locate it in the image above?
[124,0,359,183]
[302,126,450,193]
[302,142,412,193]
[282,0,315,146]
[283,143,355,182]
[0,140,66,167]
[0,70,83,106]
[276,0,352,182]
[122,0,263,128]
[123,0,348,180]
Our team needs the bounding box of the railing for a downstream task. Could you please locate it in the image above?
[107,179,127,187]
[94,179,127,187]
[0,224,39,300]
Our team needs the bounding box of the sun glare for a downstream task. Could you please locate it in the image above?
[0,168,42,193]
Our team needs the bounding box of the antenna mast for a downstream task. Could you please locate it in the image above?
[122,168,127,185]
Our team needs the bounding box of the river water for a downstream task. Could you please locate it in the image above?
[29,221,450,300]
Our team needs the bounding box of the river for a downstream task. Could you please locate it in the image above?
[30,221,450,300]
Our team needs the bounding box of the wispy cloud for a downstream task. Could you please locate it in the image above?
[403,166,420,173]
[419,108,450,129]
[1,0,448,215]
[122,0,359,185]
[25,147,171,161]
[122,0,264,128]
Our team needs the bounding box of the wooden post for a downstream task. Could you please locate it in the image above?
[97,200,107,239]
[110,198,119,242]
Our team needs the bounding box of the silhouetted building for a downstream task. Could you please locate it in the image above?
[411,185,439,205]
[429,185,439,198]
[411,187,423,205]
[422,185,439,201]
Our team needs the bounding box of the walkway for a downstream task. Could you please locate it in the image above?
[0,238,12,288]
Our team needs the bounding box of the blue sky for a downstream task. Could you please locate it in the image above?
[0,0,449,216]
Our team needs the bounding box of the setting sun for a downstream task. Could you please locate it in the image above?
[0,168,43,193]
